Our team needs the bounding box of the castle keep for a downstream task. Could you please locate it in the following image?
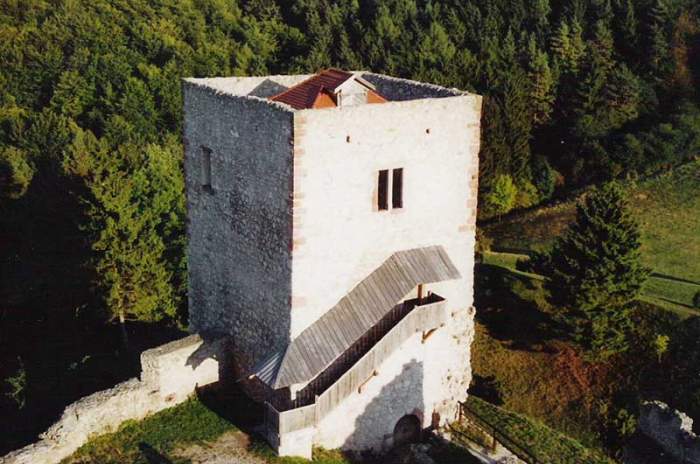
[183,70,482,458]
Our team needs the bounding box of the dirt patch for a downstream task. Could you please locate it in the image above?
[172,430,267,464]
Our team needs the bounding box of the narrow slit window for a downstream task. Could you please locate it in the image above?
[392,168,403,209]
[200,146,212,188]
[378,169,389,210]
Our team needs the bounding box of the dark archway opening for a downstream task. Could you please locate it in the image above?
[393,414,421,447]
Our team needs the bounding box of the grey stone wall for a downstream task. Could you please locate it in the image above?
[183,82,295,371]
[361,72,464,101]
[1,335,228,464]
[638,401,700,464]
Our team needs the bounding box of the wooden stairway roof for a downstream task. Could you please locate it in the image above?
[250,245,460,389]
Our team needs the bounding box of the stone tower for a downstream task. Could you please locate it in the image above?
[183,70,481,457]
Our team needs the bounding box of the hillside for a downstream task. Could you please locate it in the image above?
[472,161,700,456]
[483,160,700,314]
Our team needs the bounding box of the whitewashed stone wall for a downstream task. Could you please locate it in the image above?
[314,318,473,452]
[1,335,228,464]
[290,93,481,337]
[638,401,700,464]
[289,83,481,449]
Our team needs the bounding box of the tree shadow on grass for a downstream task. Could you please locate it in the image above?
[651,272,700,286]
[468,375,504,406]
[138,443,173,464]
[474,263,561,351]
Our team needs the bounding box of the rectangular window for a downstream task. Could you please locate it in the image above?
[200,146,212,188]
[377,169,389,210]
[392,168,403,209]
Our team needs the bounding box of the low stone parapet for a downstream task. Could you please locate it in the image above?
[1,334,229,464]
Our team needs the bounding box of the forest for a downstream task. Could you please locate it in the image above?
[1,0,699,456]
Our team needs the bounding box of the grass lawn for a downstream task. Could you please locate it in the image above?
[484,160,700,283]
[471,263,601,441]
[453,397,615,464]
[62,398,236,464]
[643,276,700,309]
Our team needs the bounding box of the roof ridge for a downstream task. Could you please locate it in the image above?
[269,69,380,110]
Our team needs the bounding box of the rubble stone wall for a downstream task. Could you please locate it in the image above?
[1,334,228,464]
[183,81,295,373]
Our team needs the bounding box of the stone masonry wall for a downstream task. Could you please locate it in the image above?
[183,81,295,373]
[1,335,228,464]
[290,81,482,451]
[314,316,475,452]
[290,93,481,337]
[182,73,482,456]
[638,401,700,464]
[362,72,464,101]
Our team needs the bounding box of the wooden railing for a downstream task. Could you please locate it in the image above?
[265,401,315,435]
[265,295,447,437]
[455,401,541,464]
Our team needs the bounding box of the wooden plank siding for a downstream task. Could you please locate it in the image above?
[265,296,448,437]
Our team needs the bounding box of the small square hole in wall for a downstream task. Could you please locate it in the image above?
[346,135,351,143]
[426,128,430,134]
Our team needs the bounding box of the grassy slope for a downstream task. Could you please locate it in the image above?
[62,398,237,464]
[470,264,611,447]
[483,161,700,315]
[453,397,615,464]
[61,396,473,464]
[469,261,690,458]
[471,163,700,458]
[484,160,700,282]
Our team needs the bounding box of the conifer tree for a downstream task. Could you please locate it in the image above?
[614,0,639,62]
[574,21,640,139]
[551,19,585,76]
[529,0,551,43]
[0,146,32,200]
[644,0,673,80]
[544,182,649,360]
[64,130,186,332]
[525,35,555,126]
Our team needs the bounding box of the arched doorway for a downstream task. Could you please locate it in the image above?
[393,414,421,447]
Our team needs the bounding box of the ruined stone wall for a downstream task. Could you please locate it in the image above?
[1,335,228,464]
[638,401,700,464]
[183,82,295,371]
[362,72,464,101]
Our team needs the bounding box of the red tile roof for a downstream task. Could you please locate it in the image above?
[269,69,386,109]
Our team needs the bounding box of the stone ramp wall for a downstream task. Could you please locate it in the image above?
[1,334,229,464]
[638,401,700,464]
